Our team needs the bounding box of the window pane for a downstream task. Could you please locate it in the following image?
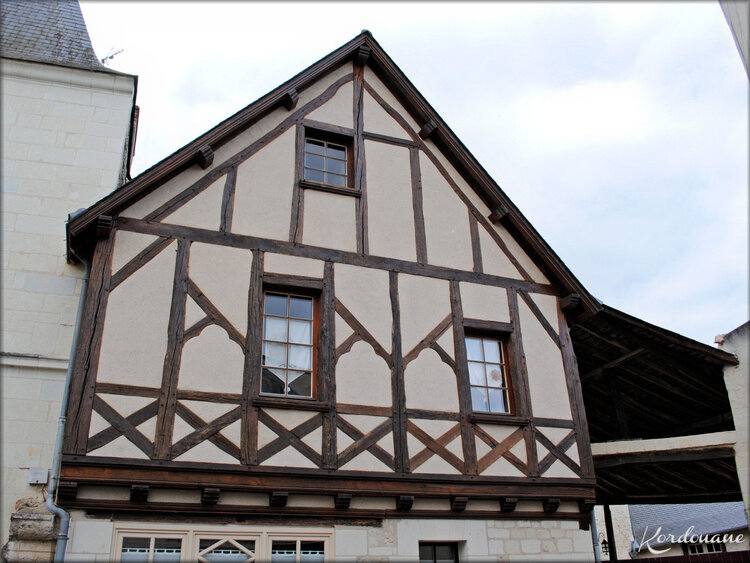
[326,173,346,187]
[304,168,325,183]
[265,293,287,316]
[327,158,347,175]
[471,386,489,411]
[261,368,286,394]
[434,545,456,563]
[304,154,325,171]
[271,541,297,563]
[306,139,325,155]
[263,342,287,368]
[200,538,254,562]
[300,541,325,563]
[419,544,434,563]
[122,538,150,563]
[468,362,486,386]
[289,296,313,319]
[153,538,182,562]
[264,316,288,342]
[288,345,312,370]
[287,371,312,397]
[482,339,501,363]
[485,364,505,388]
[327,144,346,159]
[465,337,483,361]
[289,319,312,344]
[488,388,508,413]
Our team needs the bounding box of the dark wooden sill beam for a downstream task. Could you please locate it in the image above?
[593,446,735,469]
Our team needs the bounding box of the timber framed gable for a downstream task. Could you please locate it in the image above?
[61,32,598,524]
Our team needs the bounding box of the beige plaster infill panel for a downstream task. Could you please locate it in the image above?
[97,394,153,420]
[477,225,524,280]
[398,273,450,354]
[161,174,225,231]
[334,263,391,350]
[306,82,354,128]
[363,67,420,134]
[492,222,550,284]
[365,140,417,262]
[404,348,459,413]
[110,230,159,274]
[410,419,461,455]
[184,295,205,329]
[419,151,474,271]
[212,106,289,166]
[179,400,236,423]
[97,240,175,388]
[232,128,295,241]
[459,282,510,323]
[301,425,323,455]
[177,325,244,393]
[336,340,392,407]
[302,190,357,252]
[363,90,412,140]
[189,242,252,335]
[172,439,238,465]
[528,293,560,334]
[339,414,389,436]
[482,455,525,477]
[544,458,580,479]
[297,62,354,110]
[264,445,318,469]
[519,299,572,420]
[264,252,324,278]
[335,312,354,347]
[120,164,211,219]
[339,449,392,472]
[88,434,149,459]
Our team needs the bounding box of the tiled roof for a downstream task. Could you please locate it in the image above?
[1,0,113,72]
[631,502,748,548]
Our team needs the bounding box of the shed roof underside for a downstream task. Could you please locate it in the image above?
[572,306,741,504]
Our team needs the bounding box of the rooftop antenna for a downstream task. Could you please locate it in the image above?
[100,48,124,65]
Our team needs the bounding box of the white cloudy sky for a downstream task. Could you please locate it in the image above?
[79,1,748,345]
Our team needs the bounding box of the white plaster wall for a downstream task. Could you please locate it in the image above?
[334,263,392,351]
[302,190,357,252]
[337,340,392,407]
[1,59,134,545]
[306,82,353,128]
[263,252,324,278]
[720,322,749,517]
[365,140,417,262]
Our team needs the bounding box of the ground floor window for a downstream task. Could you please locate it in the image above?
[419,542,459,563]
[114,526,331,562]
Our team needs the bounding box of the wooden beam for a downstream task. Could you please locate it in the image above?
[130,484,149,503]
[418,119,437,139]
[397,495,414,511]
[96,215,113,238]
[581,348,644,382]
[269,491,289,507]
[594,446,735,469]
[335,493,352,509]
[281,88,299,110]
[500,497,517,512]
[451,496,468,512]
[201,488,220,505]
[543,498,560,513]
[560,293,581,311]
[195,145,214,169]
[354,44,371,66]
[487,204,509,224]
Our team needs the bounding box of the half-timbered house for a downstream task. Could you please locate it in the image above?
[58,31,613,561]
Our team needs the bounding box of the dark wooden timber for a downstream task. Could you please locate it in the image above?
[354,44,371,66]
[187,279,245,348]
[593,446,735,469]
[603,503,618,561]
[201,487,220,505]
[580,348,644,382]
[474,426,526,475]
[335,493,352,509]
[507,288,538,476]
[57,481,77,502]
[409,146,427,265]
[96,215,113,238]
[363,131,417,148]
[92,395,154,458]
[337,418,393,469]
[337,404,391,417]
[269,491,289,507]
[290,123,305,243]
[537,431,577,475]
[463,318,513,334]
[263,273,324,290]
[534,418,575,429]
[353,62,368,255]
[335,299,392,366]
[171,402,241,461]
[607,372,631,439]
[488,204,509,224]
[500,497,518,512]
[449,281,477,475]
[298,179,361,198]
[219,167,236,234]
[409,423,461,471]
[543,498,560,513]
[87,400,159,453]
[110,236,173,291]
[281,89,299,111]
[335,332,361,362]
[195,145,214,169]
[402,314,451,366]
[116,217,556,296]
[578,499,595,513]
[65,231,114,454]
[257,409,322,467]
[557,305,596,477]
[560,293,581,311]
[469,212,483,274]
[130,484,149,503]
[390,271,408,473]
[154,238,190,459]
[536,429,582,477]
[321,261,337,469]
[242,249,263,465]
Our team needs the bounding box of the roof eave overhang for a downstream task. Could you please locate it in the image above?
[66,31,600,316]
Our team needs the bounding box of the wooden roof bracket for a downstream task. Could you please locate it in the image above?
[281,88,299,111]
[194,145,214,169]
[500,497,518,512]
[487,203,510,224]
[418,119,437,140]
[354,44,371,67]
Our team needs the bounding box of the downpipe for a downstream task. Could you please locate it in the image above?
[46,248,91,562]
[590,509,602,563]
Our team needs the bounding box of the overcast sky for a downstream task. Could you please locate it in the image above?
[79,1,748,345]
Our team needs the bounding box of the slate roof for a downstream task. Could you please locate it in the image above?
[630,502,748,548]
[1,0,114,72]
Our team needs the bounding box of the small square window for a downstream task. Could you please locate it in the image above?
[465,335,511,414]
[261,291,316,399]
[299,125,354,193]
[419,542,459,563]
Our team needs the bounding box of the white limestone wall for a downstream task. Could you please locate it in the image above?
[593,504,634,561]
[720,322,749,517]
[0,58,135,544]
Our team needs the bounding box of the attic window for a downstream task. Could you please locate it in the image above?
[304,138,348,187]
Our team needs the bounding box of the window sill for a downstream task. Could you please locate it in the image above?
[469,413,529,426]
[299,179,360,197]
[253,396,330,411]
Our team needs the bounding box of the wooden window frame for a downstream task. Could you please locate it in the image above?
[259,283,320,403]
[419,541,460,563]
[297,121,358,197]
[463,320,529,424]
